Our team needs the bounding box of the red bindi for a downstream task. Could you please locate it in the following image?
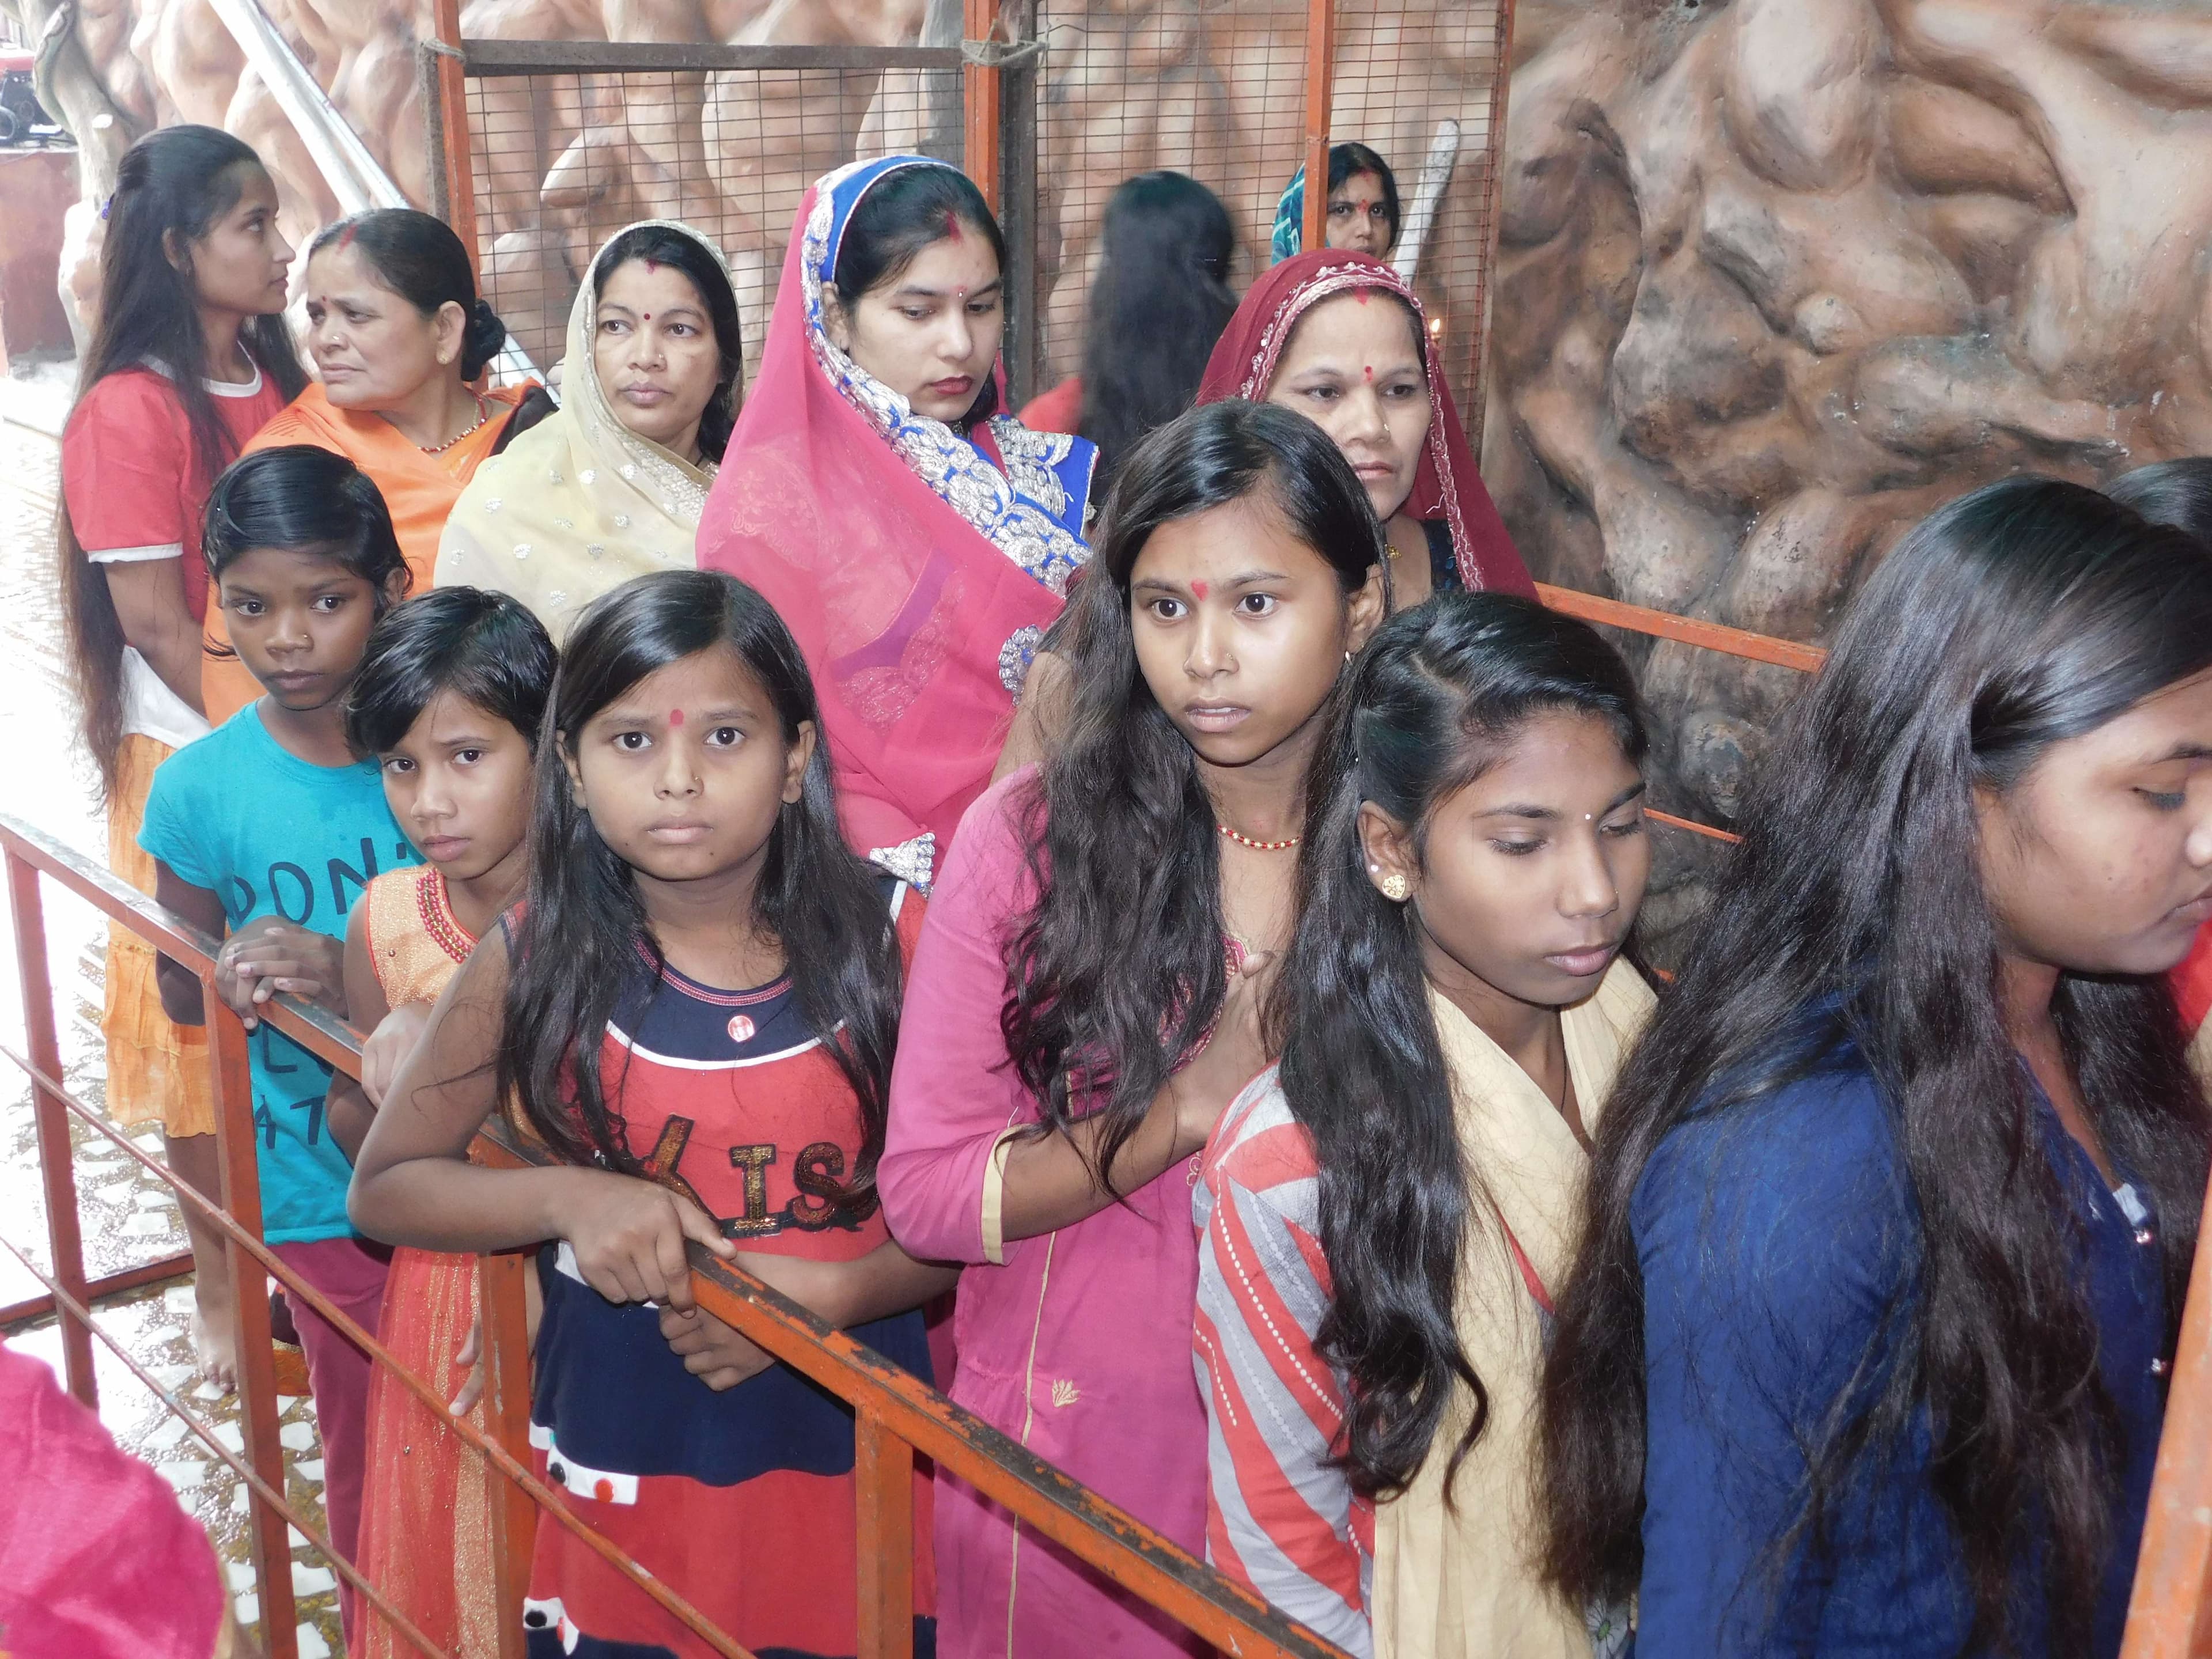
[1363,364,1374,381]
[642,312,652,321]
[667,709,685,727]
[1191,579,1210,600]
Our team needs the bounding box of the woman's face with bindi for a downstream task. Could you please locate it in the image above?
[593,256,727,461]
[1127,487,1384,776]
[1324,169,1395,256]
[303,238,463,412]
[1362,710,1650,1016]
[825,217,1003,424]
[1976,665,2212,977]
[1266,290,1433,526]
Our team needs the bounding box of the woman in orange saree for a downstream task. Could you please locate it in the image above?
[203,209,536,722]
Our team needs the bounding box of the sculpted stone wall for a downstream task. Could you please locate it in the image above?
[1482,0,2212,938]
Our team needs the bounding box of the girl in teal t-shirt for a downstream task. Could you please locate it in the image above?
[138,444,411,1642]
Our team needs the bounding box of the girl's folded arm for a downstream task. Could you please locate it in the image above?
[346,927,588,1253]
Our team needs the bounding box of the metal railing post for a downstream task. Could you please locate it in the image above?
[478,1246,537,1659]
[204,987,300,1658]
[855,1408,916,1659]
[6,849,94,1405]
[1300,0,1336,251]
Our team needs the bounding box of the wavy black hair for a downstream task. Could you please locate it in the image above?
[1003,398,1387,1189]
[592,223,744,463]
[310,208,507,380]
[202,445,410,597]
[1077,172,1237,486]
[832,162,1005,426]
[346,586,556,756]
[1276,592,1644,1500]
[2110,457,2212,544]
[1328,141,1400,252]
[498,570,905,1204]
[60,124,308,797]
[1539,476,2212,1653]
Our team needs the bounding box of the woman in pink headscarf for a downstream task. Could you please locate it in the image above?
[1197,247,1533,608]
[696,156,1097,887]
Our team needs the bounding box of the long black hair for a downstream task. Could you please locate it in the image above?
[346,586,556,756]
[1278,592,1645,1500]
[202,445,410,597]
[498,570,905,1202]
[592,223,744,463]
[309,209,507,381]
[1539,476,2212,1652]
[1003,398,1387,1189]
[60,124,307,796]
[1077,172,1236,485]
[2110,457,2212,543]
[832,162,1006,426]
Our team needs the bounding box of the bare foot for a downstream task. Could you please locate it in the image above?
[191,1278,240,1393]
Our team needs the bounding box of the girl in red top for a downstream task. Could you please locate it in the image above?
[351,570,956,1657]
[58,123,306,1391]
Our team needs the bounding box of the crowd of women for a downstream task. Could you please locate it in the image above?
[29,112,2212,1659]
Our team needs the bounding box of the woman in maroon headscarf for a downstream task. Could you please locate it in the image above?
[1196,248,1532,608]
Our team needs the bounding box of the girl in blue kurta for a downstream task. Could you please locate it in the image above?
[1536,477,2212,1658]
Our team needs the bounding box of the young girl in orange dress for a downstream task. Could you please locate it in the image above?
[325,586,556,1659]
[351,570,955,1657]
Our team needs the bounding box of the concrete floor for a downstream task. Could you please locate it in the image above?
[0,361,346,1656]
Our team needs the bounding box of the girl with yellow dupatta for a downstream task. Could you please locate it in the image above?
[1194,593,1652,1658]
[436,220,741,641]
[203,208,535,721]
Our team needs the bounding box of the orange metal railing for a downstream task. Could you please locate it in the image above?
[0,810,1349,1659]
[9,579,2212,1657]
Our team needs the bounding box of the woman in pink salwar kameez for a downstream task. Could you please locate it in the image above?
[881,397,1390,1656]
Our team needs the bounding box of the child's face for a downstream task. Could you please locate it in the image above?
[218,545,400,715]
[378,690,535,884]
[1128,491,1384,772]
[562,647,814,891]
[1364,710,1650,1013]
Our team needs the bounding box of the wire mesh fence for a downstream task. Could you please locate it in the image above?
[1024,0,1513,427]
[454,42,965,385]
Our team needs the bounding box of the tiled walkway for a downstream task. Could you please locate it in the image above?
[0,362,346,1655]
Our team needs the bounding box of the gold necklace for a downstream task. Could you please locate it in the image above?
[419,392,490,455]
[1218,822,1300,853]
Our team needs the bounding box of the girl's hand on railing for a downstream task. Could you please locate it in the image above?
[563,1169,735,1310]
[360,1001,434,1108]
[658,1302,775,1391]
[215,918,346,1031]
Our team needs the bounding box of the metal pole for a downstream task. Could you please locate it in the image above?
[964,0,1002,213]
[7,852,93,1405]
[206,992,300,1658]
[478,1248,537,1659]
[431,0,480,267]
[1301,0,1336,252]
[855,1410,916,1659]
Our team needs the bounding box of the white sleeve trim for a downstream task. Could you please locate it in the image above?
[85,542,185,565]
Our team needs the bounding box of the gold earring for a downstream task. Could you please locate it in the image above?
[1378,871,1411,902]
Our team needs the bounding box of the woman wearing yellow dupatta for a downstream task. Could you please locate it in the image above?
[202,209,534,722]
[1195,593,1654,1659]
[435,220,740,640]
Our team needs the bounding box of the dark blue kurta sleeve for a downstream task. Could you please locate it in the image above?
[1631,1065,1973,1657]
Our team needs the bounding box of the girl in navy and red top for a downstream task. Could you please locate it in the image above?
[351,569,955,1658]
